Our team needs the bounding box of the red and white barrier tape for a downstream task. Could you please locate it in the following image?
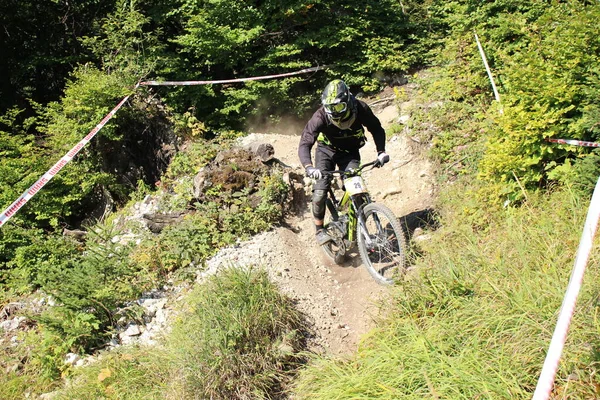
[0,94,133,228]
[546,138,600,148]
[139,65,327,86]
[0,66,328,228]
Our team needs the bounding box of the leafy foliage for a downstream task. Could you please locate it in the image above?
[0,0,114,112]
[164,0,435,127]
[479,3,600,200]
[0,109,47,229]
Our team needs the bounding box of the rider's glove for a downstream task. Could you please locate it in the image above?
[305,166,323,180]
[376,152,390,167]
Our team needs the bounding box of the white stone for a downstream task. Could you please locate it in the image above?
[414,234,432,242]
[154,308,167,325]
[0,316,25,332]
[64,353,81,366]
[121,324,142,337]
[141,298,167,318]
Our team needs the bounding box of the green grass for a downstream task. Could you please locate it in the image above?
[293,183,600,399]
[49,267,308,400]
[166,266,308,399]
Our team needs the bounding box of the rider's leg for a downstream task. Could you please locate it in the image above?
[332,151,360,193]
[335,150,361,172]
[313,146,335,243]
[312,187,331,245]
[312,188,327,228]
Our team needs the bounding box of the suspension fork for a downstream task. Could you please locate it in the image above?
[359,199,386,249]
[350,195,373,245]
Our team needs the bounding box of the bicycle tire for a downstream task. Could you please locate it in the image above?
[321,221,346,265]
[356,203,407,285]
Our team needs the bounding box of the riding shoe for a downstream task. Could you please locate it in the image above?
[315,229,332,245]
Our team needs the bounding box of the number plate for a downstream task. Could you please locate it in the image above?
[345,176,367,195]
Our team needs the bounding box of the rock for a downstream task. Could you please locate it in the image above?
[6,363,20,374]
[143,213,184,234]
[414,234,432,243]
[193,167,206,198]
[243,142,275,162]
[377,105,400,126]
[277,342,294,355]
[119,324,142,345]
[138,330,157,346]
[0,316,26,332]
[154,308,167,325]
[110,232,139,245]
[63,228,87,241]
[120,324,142,338]
[0,302,24,320]
[140,298,167,318]
[64,353,81,366]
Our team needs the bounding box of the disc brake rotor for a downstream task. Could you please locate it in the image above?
[326,221,347,255]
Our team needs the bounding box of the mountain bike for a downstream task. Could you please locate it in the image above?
[321,160,407,285]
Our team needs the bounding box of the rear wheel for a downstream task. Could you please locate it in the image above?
[357,203,407,285]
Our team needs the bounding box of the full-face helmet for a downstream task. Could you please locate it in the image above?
[321,79,357,129]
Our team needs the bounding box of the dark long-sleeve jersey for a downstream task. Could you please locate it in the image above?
[298,99,386,167]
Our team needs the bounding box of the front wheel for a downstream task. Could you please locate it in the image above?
[357,203,407,285]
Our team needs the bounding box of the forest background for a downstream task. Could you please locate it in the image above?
[1,0,600,398]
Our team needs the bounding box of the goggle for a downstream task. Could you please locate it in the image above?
[324,101,347,115]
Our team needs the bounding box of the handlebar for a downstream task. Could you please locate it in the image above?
[323,159,380,176]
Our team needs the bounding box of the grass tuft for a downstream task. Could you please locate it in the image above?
[49,266,308,400]
[167,266,308,399]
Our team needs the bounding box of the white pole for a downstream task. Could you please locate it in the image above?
[474,32,501,105]
[532,176,600,399]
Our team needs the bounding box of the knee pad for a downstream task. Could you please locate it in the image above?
[312,189,327,220]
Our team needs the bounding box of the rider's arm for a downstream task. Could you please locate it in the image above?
[357,100,386,154]
[298,109,327,167]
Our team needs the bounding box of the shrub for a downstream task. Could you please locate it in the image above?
[477,3,600,201]
[53,268,308,400]
[168,267,308,399]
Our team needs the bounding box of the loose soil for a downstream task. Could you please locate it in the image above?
[211,95,438,356]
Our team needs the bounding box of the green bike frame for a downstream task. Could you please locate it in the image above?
[330,180,371,243]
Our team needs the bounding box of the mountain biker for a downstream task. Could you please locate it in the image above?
[298,79,390,245]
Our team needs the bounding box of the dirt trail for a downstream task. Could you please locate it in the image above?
[211,92,437,355]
